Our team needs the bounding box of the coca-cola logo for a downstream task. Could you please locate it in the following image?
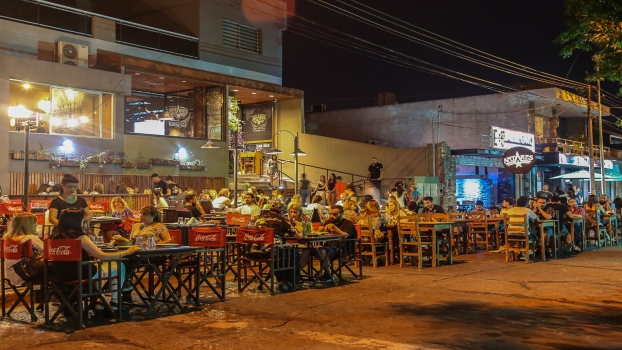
[7,206,23,212]
[231,216,246,223]
[244,233,266,241]
[49,246,72,256]
[195,234,217,242]
[90,205,103,210]
[4,245,18,254]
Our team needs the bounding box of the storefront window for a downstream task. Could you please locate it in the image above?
[125,86,224,140]
[8,80,113,138]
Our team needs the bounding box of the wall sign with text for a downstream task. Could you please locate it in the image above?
[502,147,536,174]
[491,126,535,152]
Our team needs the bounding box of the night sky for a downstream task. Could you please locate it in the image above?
[282,0,618,112]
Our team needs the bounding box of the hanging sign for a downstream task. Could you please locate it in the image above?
[491,126,535,152]
[502,147,536,174]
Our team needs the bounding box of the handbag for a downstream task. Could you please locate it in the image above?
[11,243,44,282]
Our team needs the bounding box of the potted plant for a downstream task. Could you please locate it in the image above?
[151,157,180,166]
[9,151,24,160]
[121,153,151,170]
[179,159,206,171]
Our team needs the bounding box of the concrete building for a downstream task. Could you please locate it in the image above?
[0,0,303,196]
[307,89,621,205]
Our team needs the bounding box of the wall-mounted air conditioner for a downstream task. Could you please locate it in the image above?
[56,41,88,68]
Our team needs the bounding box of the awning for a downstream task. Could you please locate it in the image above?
[549,170,622,181]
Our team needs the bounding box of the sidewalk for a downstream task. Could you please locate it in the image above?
[2,246,622,349]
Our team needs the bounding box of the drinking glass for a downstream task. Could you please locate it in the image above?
[178,217,184,226]
[147,236,156,250]
[135,236,144,249]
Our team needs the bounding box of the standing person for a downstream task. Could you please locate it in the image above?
[151,174,167,194]
[366,157,384,201]
[267,154,281,188]
[313,175,327,205]
[298,173,311,206]
[536,184,553,200]
[326,173,337,206]
[164,175,179,199]
[334,176,346,198]
[49,174,90,226]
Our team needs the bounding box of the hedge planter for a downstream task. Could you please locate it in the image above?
[50,160,80,167]
[121,162,152,169]
[151,159,180,166]
[9,152,50,161]
[179,165,206,171]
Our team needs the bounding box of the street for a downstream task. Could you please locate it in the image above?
[2,247,622,350]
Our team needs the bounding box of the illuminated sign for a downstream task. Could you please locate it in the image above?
[491,126,535,152]
[503,147,536,174]
[558,154,613,169]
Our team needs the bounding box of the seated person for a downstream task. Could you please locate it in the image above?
[568,198,585,252]
[212,188,233,210]
[130,206,172,243]
[505,196,539,260]
[420,196,444,214]
[50,208,139,307]
[234,193,261,222]
[182,194,204,220]
[3,213,45,286]
[254,200,302,291]
[102,197,135,243]
[317,205,357,280]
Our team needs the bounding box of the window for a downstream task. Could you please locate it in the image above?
[223,19,261,54]
[8,80,113,138]
[125,86,224,140]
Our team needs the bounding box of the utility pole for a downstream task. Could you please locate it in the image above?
[587,84,596,194]
[597,78,606,196]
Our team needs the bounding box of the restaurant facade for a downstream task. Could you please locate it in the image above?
[0,0,303,195]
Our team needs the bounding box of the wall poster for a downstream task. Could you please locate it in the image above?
[242,102,273,142]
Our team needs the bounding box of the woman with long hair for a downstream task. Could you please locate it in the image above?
[92,183,105,195]
[358,200,388,262]
[48,174,90,226]
[102,197,135,242]
[342,199,359,221]
[212,188,233,209]
[152,189,168,210]
[3,213,44,285]
[129,206,172,243]
[326,173,337,206]
[313,175,328,205]
[51,209,139,306]
[267,154,281,188]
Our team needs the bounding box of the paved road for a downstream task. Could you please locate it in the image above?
[2,246,622,349]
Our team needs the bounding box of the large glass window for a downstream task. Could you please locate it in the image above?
[125,86,224,140]
[8,80,113,138]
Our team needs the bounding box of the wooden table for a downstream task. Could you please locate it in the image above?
[537,220,557,262]
[290,234,347,287]
[452,217,504,252]
[417,221,454,267]
[565,217,585,248]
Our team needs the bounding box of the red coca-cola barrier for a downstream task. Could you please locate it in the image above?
[35,213,45,225]
[88,202,110,212]
[168,229,182,244]
[29,200,51,212]
[188,227,226,248]
[235,227,274,245]
[44,239,82,261]
[1,239,32,260]
[226,212,251,226]
[0,203,26,215]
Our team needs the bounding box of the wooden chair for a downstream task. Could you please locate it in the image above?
[503,214,536,263]
[162,209,179,224]
[353,216,388,268]
[466,212,493,252]
[397,215,433,269]
[585,210,607,249]
[449,212,467,255]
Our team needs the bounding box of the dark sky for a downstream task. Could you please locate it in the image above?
[282,0,615,111]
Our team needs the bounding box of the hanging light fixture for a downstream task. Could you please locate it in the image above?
[201,140,219,149]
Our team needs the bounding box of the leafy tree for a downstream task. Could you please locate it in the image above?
[557,0,622,91]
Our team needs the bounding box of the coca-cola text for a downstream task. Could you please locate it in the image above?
[244,233,266,242]
[4,245,18,254]
[195,234,217,242]
[49,246,72,256]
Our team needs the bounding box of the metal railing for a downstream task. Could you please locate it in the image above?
[540,137,610,158]
[0,0,199,58]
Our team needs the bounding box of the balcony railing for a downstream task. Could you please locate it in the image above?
[0,0,199,58]
[539,137,611,159]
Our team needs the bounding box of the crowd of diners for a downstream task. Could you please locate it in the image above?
[3,172,620,309]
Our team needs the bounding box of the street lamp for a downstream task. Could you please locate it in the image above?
[266,131,306,195]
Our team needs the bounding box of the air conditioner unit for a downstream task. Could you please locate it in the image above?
[56,41,88,68]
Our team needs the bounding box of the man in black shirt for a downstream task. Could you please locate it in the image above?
[367,157,384,192]
[420,196,445,214]
[183,194,203,220]
[546,195,580,235]
[151,173,167,194]
[317,205,356,281]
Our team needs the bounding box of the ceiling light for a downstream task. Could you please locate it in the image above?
[38,98,51,114]
[232,89,238,92]
[181,80,186,83]
[67,119,78,128]
[23,83,31,89]
[201,140,220,149]
[134,72,141,75]
[269,95,274,98]
[159,76,165,79]
[251,92,256,95]
[79,116,89,123]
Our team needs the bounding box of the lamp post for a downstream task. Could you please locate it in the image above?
[265,131,306,195]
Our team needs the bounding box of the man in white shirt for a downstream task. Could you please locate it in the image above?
[335,192,348,206]
[235,193,261,221]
